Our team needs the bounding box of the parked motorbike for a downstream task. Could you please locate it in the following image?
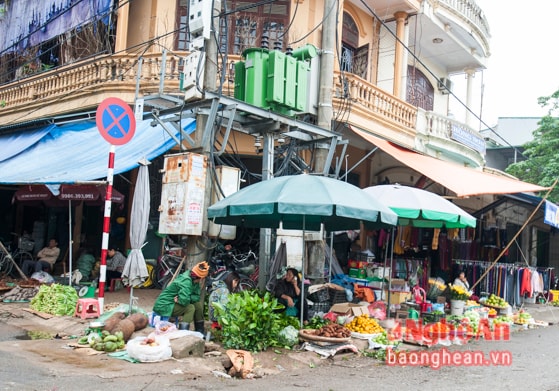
[205,245,258,293]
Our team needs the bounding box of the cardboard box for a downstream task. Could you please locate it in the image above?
[348,260,369,269]
[436,296,447,304]
[390,278,407,289]
[349,268,367,278]
[389,290,411,304]
[329,302,370,316]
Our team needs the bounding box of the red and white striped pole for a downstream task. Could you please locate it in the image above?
[98,144,115,313]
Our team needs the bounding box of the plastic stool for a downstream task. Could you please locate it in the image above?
[109,278,123,292]
[74,298,101,320]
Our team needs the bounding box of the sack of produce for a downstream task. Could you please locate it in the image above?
[126,333,172,362]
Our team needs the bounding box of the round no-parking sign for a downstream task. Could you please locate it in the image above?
[96,97,136,145]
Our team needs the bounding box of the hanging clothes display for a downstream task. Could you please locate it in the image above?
[452,259,554,307]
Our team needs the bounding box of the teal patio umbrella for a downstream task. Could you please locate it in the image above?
[207,174,398,231]
[363,184,477,311]
[363,184,476,229]
[207,174,398,325]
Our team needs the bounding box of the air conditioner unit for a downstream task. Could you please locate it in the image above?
[438,78,453,94]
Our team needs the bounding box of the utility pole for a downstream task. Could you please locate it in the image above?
[315,0,337,175]
[306,0,337,279]
[185,0,221,268]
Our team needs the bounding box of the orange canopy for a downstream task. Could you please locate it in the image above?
[352,128,549,198]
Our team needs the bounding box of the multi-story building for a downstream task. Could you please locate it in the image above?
[0,1,553,275]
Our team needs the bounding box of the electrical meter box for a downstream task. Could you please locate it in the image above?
[208,166,241,239]
[158,152,207,235]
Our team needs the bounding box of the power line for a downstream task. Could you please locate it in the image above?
[359,0,526,160]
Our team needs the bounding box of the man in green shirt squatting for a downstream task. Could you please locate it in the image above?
[152,261,209,333]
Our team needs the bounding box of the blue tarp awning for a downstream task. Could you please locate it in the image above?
[0,125,56,163]
[0,117,195,184]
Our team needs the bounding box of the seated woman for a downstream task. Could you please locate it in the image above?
[453,271,479,301]
[208,271,241,328]
[273,267,309,324]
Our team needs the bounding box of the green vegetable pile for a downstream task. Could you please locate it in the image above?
[30,283,79,316]
[303,315,331,329]
[213,290,298,352]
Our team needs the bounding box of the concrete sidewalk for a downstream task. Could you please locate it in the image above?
[2,285,558,338]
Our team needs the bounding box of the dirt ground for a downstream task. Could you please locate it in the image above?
[0,286,337,382]
[2,285,559,390]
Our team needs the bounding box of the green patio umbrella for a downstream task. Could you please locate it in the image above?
[207,174,398,325]
[207,174,398,231]
[363,184,477,228]
[363,184,477,311]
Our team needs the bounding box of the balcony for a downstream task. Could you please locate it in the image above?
[418,109,486,167]
[0,51,187,128]
[0,50,485,169]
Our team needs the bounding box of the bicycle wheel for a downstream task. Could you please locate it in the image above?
[152,261,174,289]
[0,254,14,276]
[238,278,257,291]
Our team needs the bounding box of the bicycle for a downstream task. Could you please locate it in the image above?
[0,235,34,276]
[150,253,188,289]
[206,248,258,293]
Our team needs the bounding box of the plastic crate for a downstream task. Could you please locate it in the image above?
[308,288,330,303]
[329,288,347,305]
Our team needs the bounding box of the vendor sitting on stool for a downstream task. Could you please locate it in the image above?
[22,238,60,277]
[105,247,127,286]
[274,267,309,324]
[152,261,209,333]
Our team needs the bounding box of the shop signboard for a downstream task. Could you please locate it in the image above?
[158,152,207,235]
[544,200,559,229]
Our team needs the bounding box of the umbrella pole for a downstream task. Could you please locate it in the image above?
[328,232,333,283]
[381,229,390,304]
[129,286,134,316]
[300,216,306,327]
[387,228,395,316]
[68,200,72,286]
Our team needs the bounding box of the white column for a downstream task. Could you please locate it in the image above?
[465,68,476,128]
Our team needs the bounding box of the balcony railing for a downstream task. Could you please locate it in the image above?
[0,51,186,125]
[334,71,417,130]
[423,110,486,156]
[434,0,490,43]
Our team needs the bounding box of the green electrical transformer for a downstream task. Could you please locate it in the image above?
[234,44,317,116]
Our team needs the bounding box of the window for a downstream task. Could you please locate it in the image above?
[406,66,434,111]
[341,12,368,79]
[219,1,290,55]
[175,0,189,50]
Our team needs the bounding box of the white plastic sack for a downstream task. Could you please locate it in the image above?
[126,334,172,362]
[30,271,54,284]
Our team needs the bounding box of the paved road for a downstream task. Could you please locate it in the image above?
[1,314,559,390]
[2,289,559,390]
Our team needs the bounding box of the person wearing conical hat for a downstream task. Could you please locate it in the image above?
[152,261,209,333]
